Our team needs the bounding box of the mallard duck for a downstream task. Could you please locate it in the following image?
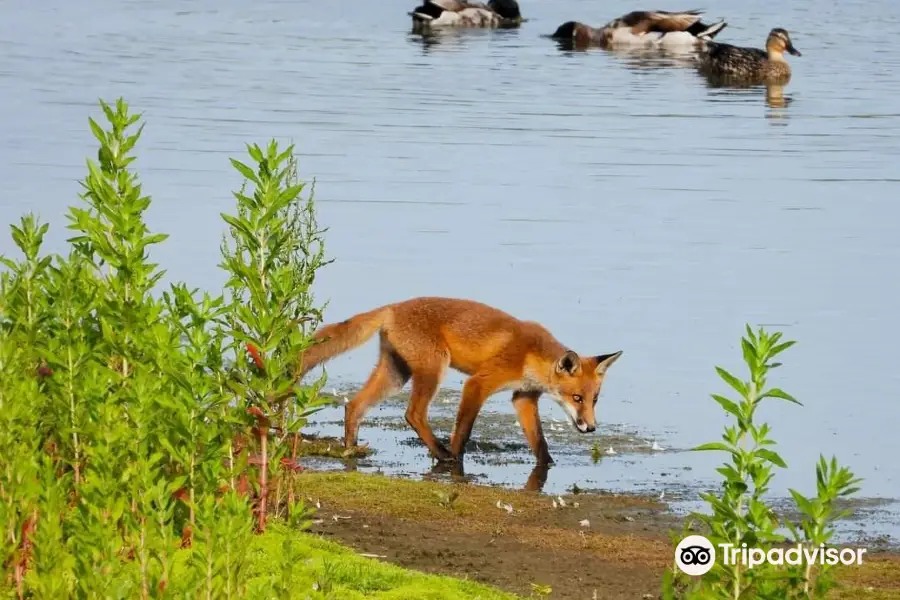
[410,0,523,31]
[696,28,801,83]
[550,10,727,50]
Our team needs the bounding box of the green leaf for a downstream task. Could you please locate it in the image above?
[143,233,169,247]
[693,442,735,454]
[715,366,748,398]
[276,184,304,206]
[230,158,260,185]
[760,388,802,405]
[711,394,743,420]
[247,143,264,164]
[660,570,677,600]
[88,117,107,146]
[770,340,797,357]
[789,489,815,517]
[221,213,257,244]
[756,448,788,468]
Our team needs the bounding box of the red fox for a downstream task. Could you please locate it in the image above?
[297,296,622,465]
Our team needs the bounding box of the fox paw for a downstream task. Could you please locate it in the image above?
[435,451,459,463]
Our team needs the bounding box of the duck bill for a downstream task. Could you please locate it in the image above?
[786,42,801,56]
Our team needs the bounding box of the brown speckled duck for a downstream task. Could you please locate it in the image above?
[549,10,728,51]
[409,0,523,31]
[697,28,801,84]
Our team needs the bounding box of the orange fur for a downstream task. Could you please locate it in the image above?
[298,296,622,465]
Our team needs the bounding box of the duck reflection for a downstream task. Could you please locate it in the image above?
[702,75,795,110]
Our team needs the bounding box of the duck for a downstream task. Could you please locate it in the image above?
[410,0,524,31]
[696,28,801,84]
[549,10,727,51]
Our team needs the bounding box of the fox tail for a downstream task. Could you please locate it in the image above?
[297,306,389,378]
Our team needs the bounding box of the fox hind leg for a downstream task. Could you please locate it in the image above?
[344,340,410,448]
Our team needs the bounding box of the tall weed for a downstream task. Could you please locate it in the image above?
[662,327,862,599]
[0,98,327,597]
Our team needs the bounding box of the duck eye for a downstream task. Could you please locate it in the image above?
[573,394,583,403]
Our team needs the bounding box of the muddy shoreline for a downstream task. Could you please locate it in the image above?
[293,469,900,599]
[290,387,900,598]
[300,387,900,554]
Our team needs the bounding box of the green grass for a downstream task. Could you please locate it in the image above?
[170,523,520,599]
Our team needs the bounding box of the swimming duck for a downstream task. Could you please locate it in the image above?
[696,28,801,84]
[550,10,727,51]
[410,0,523,31]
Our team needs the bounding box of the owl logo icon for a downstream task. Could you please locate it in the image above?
[675,535,716,576]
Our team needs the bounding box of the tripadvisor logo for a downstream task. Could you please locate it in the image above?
[719,542,867,568]
[675,535,868,576]
[675,535,716,576]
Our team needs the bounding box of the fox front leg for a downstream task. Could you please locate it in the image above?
[511,390,553,465]
[450,372,508,458]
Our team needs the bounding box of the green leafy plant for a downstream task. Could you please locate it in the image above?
[662,327,862,600]
[0,97,330,597]
[590,442,602,464]
[313,558,338,595]
[220,140,332,532]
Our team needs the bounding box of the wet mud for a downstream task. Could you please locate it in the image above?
[289,386,900,598]
[299,386,900,552]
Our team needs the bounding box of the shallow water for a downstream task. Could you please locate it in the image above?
[302,389,899,548]
[2,0,899,544]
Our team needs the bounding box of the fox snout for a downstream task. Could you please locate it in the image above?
[574,417,596,433]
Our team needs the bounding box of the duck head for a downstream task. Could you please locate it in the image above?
[488,0,522,21]
[766,28,801,58]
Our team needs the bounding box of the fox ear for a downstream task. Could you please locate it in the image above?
[594,351,623,374]
[555,350,581,376]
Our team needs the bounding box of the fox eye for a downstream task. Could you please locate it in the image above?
[572,394,583,404]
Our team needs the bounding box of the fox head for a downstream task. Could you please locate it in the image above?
[548,350,622,433]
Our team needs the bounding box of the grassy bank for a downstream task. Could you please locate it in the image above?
[170,523,517,600]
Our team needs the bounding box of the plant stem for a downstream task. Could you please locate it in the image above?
[67,344,81,485]
[139,519,149,600]
[258,427,267,533]
[206,533,214,600]
[189,452,196,528]
[288,433,298,508]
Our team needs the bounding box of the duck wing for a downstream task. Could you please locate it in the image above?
[411,0,486,18]
[702,41,767,62]
[698,41,770,77]
[423,0,475,12]
[620,10,705,34]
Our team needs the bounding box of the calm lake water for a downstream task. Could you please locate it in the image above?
[2,0,899,542]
